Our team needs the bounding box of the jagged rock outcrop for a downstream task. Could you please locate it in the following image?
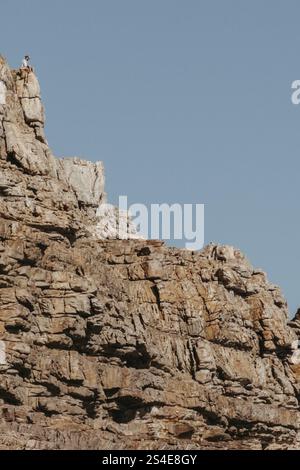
[1,55,300,450]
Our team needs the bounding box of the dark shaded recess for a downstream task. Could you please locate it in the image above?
[178,430,194,439]
[5,324,26,334]
[104,387,120,398]
[124,343,152,369]
[192,407,223,427]
[109,398,150,424]
[36,404,59,417]
[137,246,151,256]
[19,257,37,267]
[0,388,22,406]
[150,284,161,308]
[100,343,152,369]
[82,391,101,419]
[11,362,31,380]
[6,151,24,170]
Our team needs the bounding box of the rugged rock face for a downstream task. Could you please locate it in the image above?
[1,55,300,450]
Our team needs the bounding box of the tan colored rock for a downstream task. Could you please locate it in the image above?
[20,97,44,124]
[0,54,300,450]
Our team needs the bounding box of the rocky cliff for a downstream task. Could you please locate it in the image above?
[0,55,300,450]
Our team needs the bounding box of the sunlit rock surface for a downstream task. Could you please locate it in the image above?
[1,55,300,450]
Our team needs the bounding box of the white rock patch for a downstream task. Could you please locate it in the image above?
[0,80,6,105]
[0,340,6,365]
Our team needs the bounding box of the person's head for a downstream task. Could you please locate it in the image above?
[25,55,30,61]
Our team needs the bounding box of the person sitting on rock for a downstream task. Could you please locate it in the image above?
[20,55,32,84]
[21,55,30,68]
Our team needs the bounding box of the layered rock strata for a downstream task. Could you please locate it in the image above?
[1,55,300,450]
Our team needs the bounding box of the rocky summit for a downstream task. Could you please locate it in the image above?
[0,55,300,450]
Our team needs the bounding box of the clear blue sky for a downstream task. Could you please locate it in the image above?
[1,0,300,315]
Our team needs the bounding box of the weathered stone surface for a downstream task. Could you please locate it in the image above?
[59,157,105,208]
[1,54,300,450]
[0,81,6,106]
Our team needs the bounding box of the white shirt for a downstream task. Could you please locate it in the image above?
[22,58,29,68]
